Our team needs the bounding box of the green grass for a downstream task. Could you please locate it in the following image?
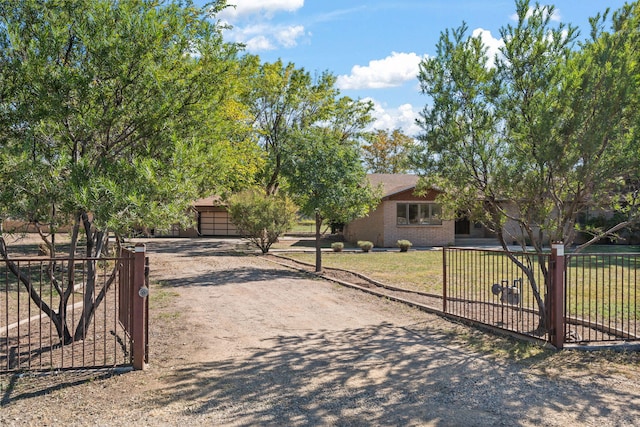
[286,220,316,233]
[283,250,444,293]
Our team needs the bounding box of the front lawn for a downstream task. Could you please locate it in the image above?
[282,250,444,294]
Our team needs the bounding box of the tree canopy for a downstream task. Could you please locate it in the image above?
[284,127,379,271]
[362,128,415,174]
[0,0,247,342]
[0,0,249,245]
[242,58,373,195]
[415,0,639,331]
[416,0,639,250]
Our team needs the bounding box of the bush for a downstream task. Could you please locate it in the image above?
[227,189,298,254]
[331,242,344,252]
[396,239,412,252]
[357,240,374,252]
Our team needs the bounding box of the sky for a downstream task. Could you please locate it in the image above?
[203,0,630,136]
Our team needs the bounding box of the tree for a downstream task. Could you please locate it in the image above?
[415,0,639,332]
[0,0,244,343]
[284,127,380,272]
[243,58,373,195]
[362,128,415,173]
[227,189,297,253]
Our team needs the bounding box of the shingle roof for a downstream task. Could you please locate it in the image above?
[368,174,420,198]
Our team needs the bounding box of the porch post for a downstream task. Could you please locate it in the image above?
[550,242,565,349]
[133,243,148,370]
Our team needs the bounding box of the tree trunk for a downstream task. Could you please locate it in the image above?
[315,211,322,272]
[0,236,74,344]
[496,227,548,334]
[1,214,117,344]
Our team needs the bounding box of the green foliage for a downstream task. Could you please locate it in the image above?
[357,240,374,252]
[283,127,380,225]
[396,240,413,251]
[227,189,297,254]
[362,128,415,173]
[415,0,640,331]
[0,0,245,342]
[331,242,344,252]
[242,59,339,194]
[416,0,639,251]
[0,0,245,245]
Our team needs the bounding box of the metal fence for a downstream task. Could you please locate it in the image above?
[565,252,639,343]
[443,247,552,343]
[0,258,132,372]
[444,247,640,347]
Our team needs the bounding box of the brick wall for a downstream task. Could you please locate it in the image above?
[381,201,454,247]
[344,200,455,247]
[343,203,385,247]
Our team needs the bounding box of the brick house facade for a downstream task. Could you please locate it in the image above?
[343,174,455,248]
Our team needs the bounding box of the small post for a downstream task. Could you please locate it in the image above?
[550,242,565,349]
[442,247,447,313]
[133,243,148,370]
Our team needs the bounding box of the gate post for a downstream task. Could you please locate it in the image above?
[133,243,148,370]
[550,242,565,349]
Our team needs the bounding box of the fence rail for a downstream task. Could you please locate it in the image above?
[1,257,129,372]
[1,245,148,372]
[565,252,640,343]
[444,247,640,347]
[444,247,551,342]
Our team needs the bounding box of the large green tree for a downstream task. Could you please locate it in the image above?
[0,0,246,343]
[243,58,373,195]
[284,127,379,272]
[415,0,639,331]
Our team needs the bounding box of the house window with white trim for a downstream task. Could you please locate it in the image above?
[396,203,442,225]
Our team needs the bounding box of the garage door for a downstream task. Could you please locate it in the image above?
[199,211,239,236]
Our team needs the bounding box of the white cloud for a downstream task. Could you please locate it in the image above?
[225,23,308,52]
[337,52,426,90]
[219,0,304,19]
[217,1,308,51]
[365,98,422,136]
[471,28,504,69]
[275,25,306,48]
[245,35,275,51]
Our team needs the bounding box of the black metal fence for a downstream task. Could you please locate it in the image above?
[444,247,640,346]
[1,257,132,372]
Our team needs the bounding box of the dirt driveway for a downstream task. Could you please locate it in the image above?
[2,238,640,426]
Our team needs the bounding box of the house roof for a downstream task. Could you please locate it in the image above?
[193,195,224,207]
[368,174,420,198]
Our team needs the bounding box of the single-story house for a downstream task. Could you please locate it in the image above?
[343,174,458,248]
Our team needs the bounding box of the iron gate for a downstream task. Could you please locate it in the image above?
[1,244,148,372]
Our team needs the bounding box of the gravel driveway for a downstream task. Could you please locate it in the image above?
[1,238,640,426]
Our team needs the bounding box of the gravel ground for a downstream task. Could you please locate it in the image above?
[1,238,640,426]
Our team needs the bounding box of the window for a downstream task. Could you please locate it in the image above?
[396,203,442,225]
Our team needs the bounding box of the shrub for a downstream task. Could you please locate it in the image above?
[396,239,412,252]
[331,242,344,252]
[228,189,298,254]
[357,240,374,252]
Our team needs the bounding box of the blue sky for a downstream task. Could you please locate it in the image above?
[206,0,629,136]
